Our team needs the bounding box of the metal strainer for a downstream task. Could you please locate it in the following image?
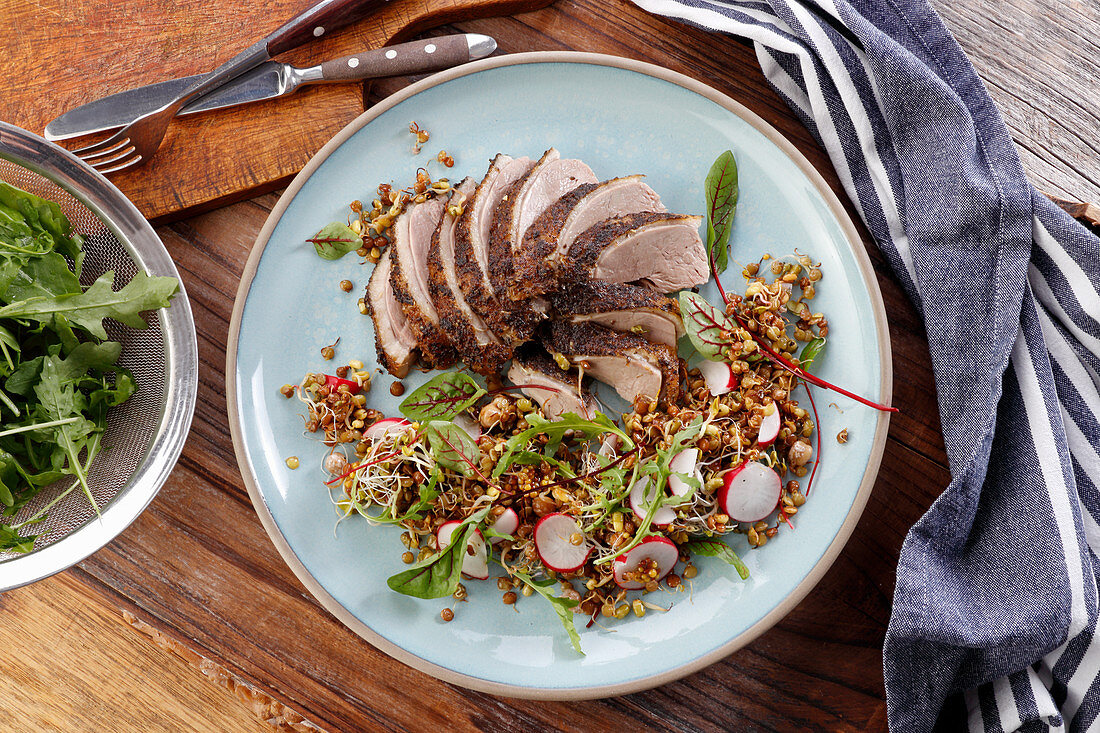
[0,122,197,590]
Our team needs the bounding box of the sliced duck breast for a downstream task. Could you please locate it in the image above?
[426,178,510,375]
[510,176,664,301]
[564,212,708,293]
[367,249,417,377]
[452,153,535,352]
[507,344,596,420]
[549,280,684,348]
[390,195,456,367]
[543,320,680,404]
[486,148,597,339]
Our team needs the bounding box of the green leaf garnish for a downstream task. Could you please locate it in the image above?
[386,506,490,598]
[679,291,737,362]
[508,568,584,655]
[799,337,826,373]
[704,150,739,275]
[493,411,632,479]
[683,536,750,579]
[424,420,481,478]
[307,222,361,260]
[399,372,486,423]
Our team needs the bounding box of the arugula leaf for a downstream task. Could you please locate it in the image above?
[679,291,737,362]
[704,150,739,274]
[508,568,584,655]
[424,420,481,477]
[386,506,490,598]
[399,372,486,423]
[308,222,361,260]
[0,270,178,340]
[799,337,826,373]
[683,536,750,579]
[493,411,632,479]
[34,352,101,512]
[0,182,80,258]
[2,252,81,303]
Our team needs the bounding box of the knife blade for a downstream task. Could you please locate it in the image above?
[45,33,496,142]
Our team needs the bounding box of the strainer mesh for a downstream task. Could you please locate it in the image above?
[0,159,167,561]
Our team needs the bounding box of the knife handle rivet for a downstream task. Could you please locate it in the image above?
[348,57,360,68]
[313,26,325,37]
[425,44,437,54]
[385,49,397,59]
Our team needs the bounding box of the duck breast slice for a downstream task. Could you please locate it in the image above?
[427,178,512,375]
[543,320,680,405]
[390,195,456,367]
[549,280,684,348]
[453,153,535,353]
[510,176,665,301]
[367,249,417,377]
[507,344,597,420]
[486,149,596,341]
[564,213,707,293]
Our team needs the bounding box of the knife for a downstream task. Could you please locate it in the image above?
[45,34,496,142]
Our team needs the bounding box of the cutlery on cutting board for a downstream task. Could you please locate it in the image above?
[2,0,557,220]
[46,34,497,142]
[69,0,422,173]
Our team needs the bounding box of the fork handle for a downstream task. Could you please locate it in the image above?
[266,0,393,57]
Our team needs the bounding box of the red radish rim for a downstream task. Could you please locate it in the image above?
[534,513,592,572]
[612,536,678,589]
[719,462,782,522]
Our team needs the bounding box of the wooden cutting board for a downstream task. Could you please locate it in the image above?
[0,0,552,222]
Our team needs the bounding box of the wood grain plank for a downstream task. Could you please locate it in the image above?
[0,572,308,732]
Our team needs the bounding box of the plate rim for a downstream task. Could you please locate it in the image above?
[226,50,892,700]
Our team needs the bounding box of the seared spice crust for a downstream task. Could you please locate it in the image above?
[425,178,505,375]
[508,182,598,301]
[450,155,526,364]
[542,320,680,403]
[389,239,457,369]
[548,279,680,320]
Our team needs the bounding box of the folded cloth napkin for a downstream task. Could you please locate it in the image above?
[628,0,1100,729]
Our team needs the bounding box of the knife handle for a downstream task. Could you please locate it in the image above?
[318,35,473,82]
[266,0,393,57]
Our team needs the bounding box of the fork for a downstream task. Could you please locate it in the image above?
[74,0,390,174]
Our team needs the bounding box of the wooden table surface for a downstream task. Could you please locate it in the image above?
[4,0,1098,731]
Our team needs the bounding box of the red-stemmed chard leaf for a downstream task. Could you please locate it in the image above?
[424,420,484,479]
[678,291,737,362]
[307,222,361,260]
[704,150,739,275]
[399,372,486,423]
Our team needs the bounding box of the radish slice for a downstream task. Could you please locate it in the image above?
[628,477,676,526]
[324,374,361,394]
[718,462,782,522]
[489,507,519,544]
[364,417,413,442]
[667,448,700,497]
[534,513,591,572]
[436,521,489,579]
[612,536,679,590]
[757,406,780,447]
[699,359,737,396]
[454,413,482,441]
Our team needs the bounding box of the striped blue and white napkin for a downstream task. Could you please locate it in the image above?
[627,0,1100,730]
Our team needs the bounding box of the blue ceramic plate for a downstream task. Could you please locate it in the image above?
[227,53,891,699]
